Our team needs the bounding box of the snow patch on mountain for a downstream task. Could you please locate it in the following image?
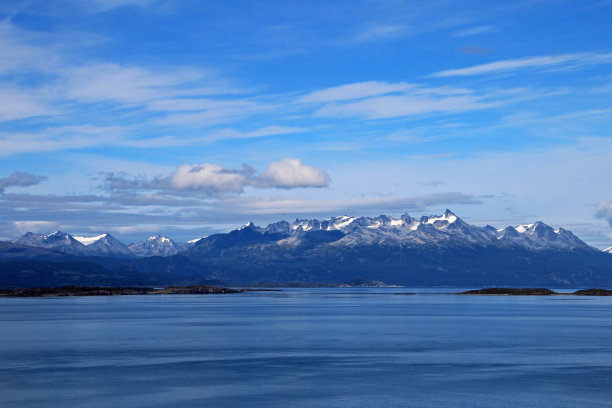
[73,234,108,246]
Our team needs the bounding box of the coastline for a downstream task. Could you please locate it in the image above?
[1,285,611,297]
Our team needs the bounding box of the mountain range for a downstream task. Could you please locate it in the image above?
[1,210,611,288]
[13,232,193,258]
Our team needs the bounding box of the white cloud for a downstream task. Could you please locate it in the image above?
[407,153,458,159]
[109,224,166,235]
[256,158,330,188]
[596,201,612,227]
[0,87,57,121]
[349,24,407,44]
[453,25,494,38]
[80,0,158,12]
[0,20,60,75]
[228,192,481,215]
[170,163,246,193]
[162,159,330,193]
[315,93,499,119]
[0,124,306,156]
[300,81,518,120]
[205,126,307,142]
[300,81,414,103]
[431,52,612,77]
[153,98,276,126]
[63,63,206,105]
[11,220,59,235]
[0,125,133,156]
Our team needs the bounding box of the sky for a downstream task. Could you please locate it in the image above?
[0,0,611,247]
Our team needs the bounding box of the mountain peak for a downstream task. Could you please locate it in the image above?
[128,235,183,257]
[145,235,172,243]
[239,221,257,230]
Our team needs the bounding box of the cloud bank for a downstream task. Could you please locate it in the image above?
[0,172,47,193]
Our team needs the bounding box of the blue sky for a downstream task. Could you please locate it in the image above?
[1,0,611,247]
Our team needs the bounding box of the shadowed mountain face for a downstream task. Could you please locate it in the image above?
[12,232,196,258]
[2,211,612,288]
[14,231,134,258]
[14,231,91,256]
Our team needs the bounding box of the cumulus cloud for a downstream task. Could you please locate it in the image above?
[103,159,330,194]
[170,163,247,192]
[596,201,612,227]
[0,172,47,193]
[255,158,331,188]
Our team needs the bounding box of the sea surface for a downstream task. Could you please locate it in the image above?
[1,288,611,408]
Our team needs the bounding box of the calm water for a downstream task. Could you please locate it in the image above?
[1,288,611,408]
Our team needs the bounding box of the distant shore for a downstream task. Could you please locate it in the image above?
[2,285,612,297]
[459,288,612,296]
[0,285,280,297]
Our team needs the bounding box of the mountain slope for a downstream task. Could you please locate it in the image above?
[128,235,188,257]
[74,233,134,257]
[14,231,91,256]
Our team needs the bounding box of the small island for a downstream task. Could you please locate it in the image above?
[459,288,612,296]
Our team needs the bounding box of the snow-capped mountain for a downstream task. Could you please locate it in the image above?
[6,210,612,287]
[10,210,596,260]
[603,246,612,254]
[234,209,593,252]
[13,231,91,256]
[180,210,608,286]
[15,231,133,257]
[73,233,133,257]
[128,235,188,257]
[493,222,589,251]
